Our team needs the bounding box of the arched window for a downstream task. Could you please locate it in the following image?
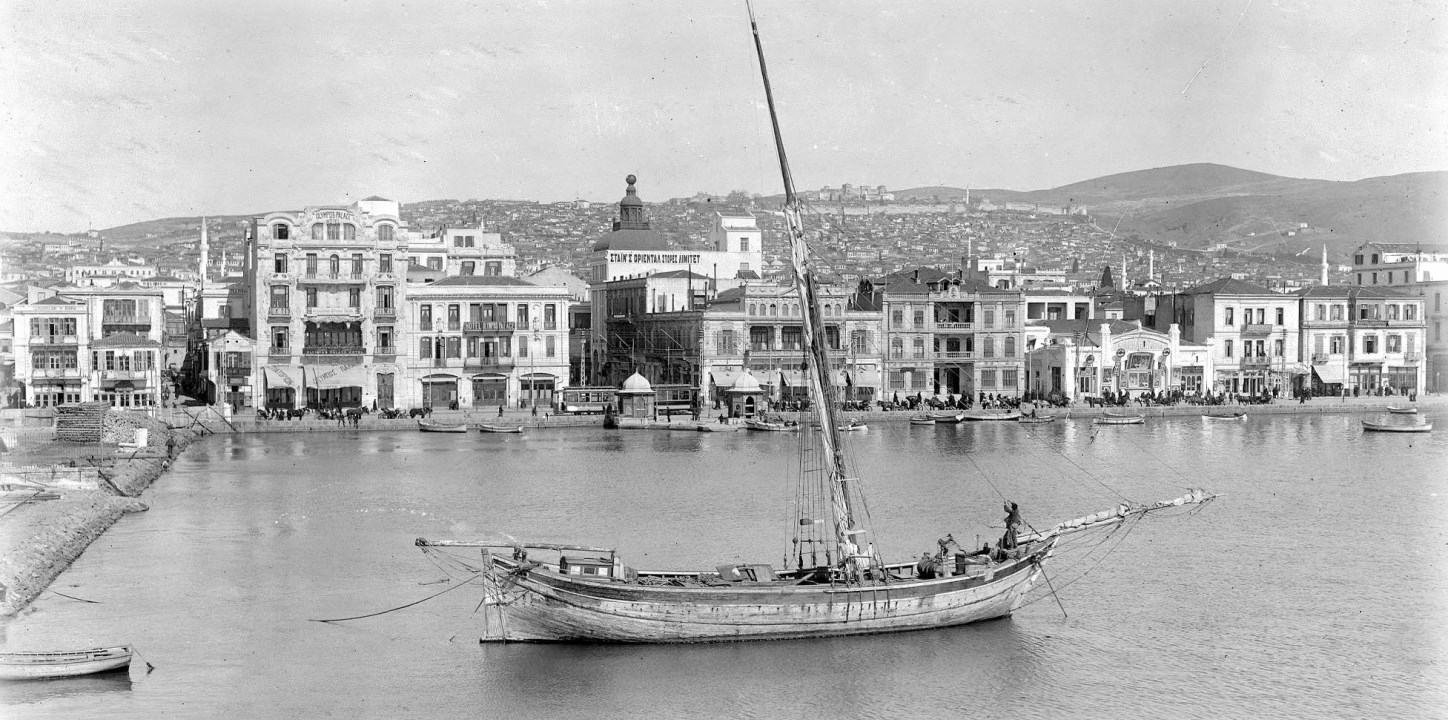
[272,223,289,240]
[344,224,356,240]
[749,303,756,316]
[329,255,341,275]
[770,304,778,317]
[1004,336,1017,357]
[377,224,394,242]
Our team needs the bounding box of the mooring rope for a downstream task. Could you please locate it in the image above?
[310,575,479,624]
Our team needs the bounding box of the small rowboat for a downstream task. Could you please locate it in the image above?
[1203,411,1247,421]
[1017,414,1056,424]
[1094,412,1144,425]
[837,421,868,432]
[962,410,1023,421]
[909,416,936,426]
[1362,419,1432,433]
[0,646,131,681]
[929,412,965,424]
[1387,405,1418,415]
[418,419,468,433]
[745,419,797,432]
[477,424,524,434]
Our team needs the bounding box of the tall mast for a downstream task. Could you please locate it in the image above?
[747,1,865,572]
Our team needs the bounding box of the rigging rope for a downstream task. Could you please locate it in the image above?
[309,575,479,624]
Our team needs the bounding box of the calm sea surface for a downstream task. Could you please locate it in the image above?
[3,414,1446,719]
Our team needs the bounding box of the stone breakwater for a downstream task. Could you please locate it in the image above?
[0,421,202,618]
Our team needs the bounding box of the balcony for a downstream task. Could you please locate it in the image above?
[35,368,81,379]
[1242,356,1272,366]
[373,306,397,320]
[933,321,973,331]
[446,321,461,332]
[303,306,365,321]
[1241,324,1275,337]
[1404,351,1421,362]
[102,314,146,325]
[220,363,253,375]
[374,346,397,360]
[32,335,79,346]
[1311,353,1329,364]
[465,357,515,371]
[464,321,517,333]
[302,345,366,356]
[1355,318,1388,328]
[268,306,292,319]
[300,273,366,283]
[419,321,434,331]
[933,351,976,361]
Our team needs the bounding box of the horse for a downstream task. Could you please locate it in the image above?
[343,407,369,427]
[407,407,433,419]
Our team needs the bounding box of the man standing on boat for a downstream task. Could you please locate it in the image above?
[1002,501,1024,549]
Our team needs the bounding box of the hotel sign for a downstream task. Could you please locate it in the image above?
[609,252,703,264]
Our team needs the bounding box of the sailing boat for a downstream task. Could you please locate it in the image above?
[415,4,1216,643]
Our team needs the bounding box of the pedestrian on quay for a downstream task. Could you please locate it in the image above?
[498,404,504,418]
[166,434,177,459]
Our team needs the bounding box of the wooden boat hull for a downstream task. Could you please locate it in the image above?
[929,413,965,424]
[1017,416,1056,424]
[479,542,1054,643]
[837,423,868,432]
[1387,406,1418,415]
[477,424,524,434]
[418,421,468,433]
[1094,415,1144,425]
[909,417,936,426]
[961,411,1022,421]
[0,646,131,680]
[1362,420,1432,433]
[745,421,797,432]
[1202,412,1246,421]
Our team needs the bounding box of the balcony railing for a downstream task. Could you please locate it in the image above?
[374,306,396,319]
[933,321,973,330]
[303,307,364,320]
[466,357,515,370]
[102,315,149,326]
[1404,351,1421,361]
[220,364,253,374]
[35,368,81,378]
[419,321,433,331]
[464,321,516,332]
[302,346,365,355]
[300,273,366,282]
[374,346,397,358]
[33,335,79,345]
[1242,356,1272,366]
[268,306,292,318]
[933,350,976,360]
[1311,353,1329,364]
[1241,324,1275,337]
[446,321,461,331]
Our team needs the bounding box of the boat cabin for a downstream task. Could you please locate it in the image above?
[557,554,621,578]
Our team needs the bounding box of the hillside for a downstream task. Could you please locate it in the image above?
[901,164,1447,258]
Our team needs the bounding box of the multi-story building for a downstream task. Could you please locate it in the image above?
[246,199,408,410]
[407,224,517,278]
[1350,242,1448,392]
[401,276,571,410]
[1157,278,1302,396]
[14,288,166,407]
[1298,286,1426,394]
[1023,320,1211,400]
[65,260,159,287]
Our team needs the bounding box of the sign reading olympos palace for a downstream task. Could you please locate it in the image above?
[608,252,704,265]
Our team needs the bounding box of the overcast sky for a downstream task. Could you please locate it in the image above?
[3,0,1445,233]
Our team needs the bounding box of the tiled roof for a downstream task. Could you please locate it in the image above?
[1179,278,1277,296]
[31,295,81,306]
[651,270,711,280]
[91,332,161,348]
[428,276,538,287]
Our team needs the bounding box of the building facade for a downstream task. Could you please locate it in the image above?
[14,288,166,407]
[1162,278,1302,396]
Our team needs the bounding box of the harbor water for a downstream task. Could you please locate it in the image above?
[3,414,1446,719]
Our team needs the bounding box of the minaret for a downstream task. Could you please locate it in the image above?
[1121,253,1127,290]
[1321,245,1328,286]
[1148,249,1155,282]
[199,216,209,287]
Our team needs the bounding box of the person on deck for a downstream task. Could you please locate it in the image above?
[1001,501,1023,550]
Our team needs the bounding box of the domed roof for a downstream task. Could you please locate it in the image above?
[592,174,670,252]
[619,174,643,208]
[729,370,763,393]
[620,371,654,394]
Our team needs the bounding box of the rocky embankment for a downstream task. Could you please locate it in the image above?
[0,416,202,618]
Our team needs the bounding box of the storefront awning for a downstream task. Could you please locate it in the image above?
[853,368,881,388]
[263,365,305,390]
[306,364,366,390]
[422,373,459,381]
[521,372,557,379]
[1313,364,1346,384]
[779,369,806,387]
[470,373,509,381]
[709,369,743,388]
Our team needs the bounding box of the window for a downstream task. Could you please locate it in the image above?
[419,337,432,359]
[274,253,288,273]
[1405,304,1416,320]
[913,309,925,327]
[380,254,393,273]
[1224,339,1233,358]
[1274,339,1284,357]
[912,338,925,359]
[348,288,361,308]
[461,261,476,276]
[1387,305,1399,320]
[890,338,903,359]
[306,254,318,275]
[1372,272,1378,285]
[344,224,356,240]
[427,257,443,271]
[851,330,868,354]
[1364,335,1377,353]
[889,370,905,390]
[1331,305,1343,321]
[1354,254,1364,265]
[740,237,750,252]
[329,255,341,276]
[544,305,557,330]
[273,223,289,240]
[1387,335,1401,353]
[981,337,995,358]
[352,253,363,276]
[485,261,502,276]
[1225,307,1234,326]
[377,286,394,310]
[446,337,461,358]
[305,288,317,308]
[378,327,393,352]
[272,327,288,350]
[980,370,997,388]
[891,309,903,327]
[1004,336,1016,357]
[420,305,432,331]
[1372,254,1379,264]
[983,309,995,328]
[1002,369,1018,388]
[271,285,289,309]
[327,223,341,241]
[1330,336,1344,354]
[740,262,751,273]
[718,329,736,353]
[1275,308,1284,326]
[377,224,394,242]
[518,337,528,358]
[546,336,556,357]
[517,305,530,329]
[1314,335,1324,354]
[311,224,324,241]
[1357,273,1363,285]
[1315,304,1326,321]
[1436,321,1442,342]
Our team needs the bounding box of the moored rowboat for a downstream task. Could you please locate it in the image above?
[1386,405,1418,415]
[1362,419,1432,433]
[909,416,936,426]
[1094,412,1144,425]
[1202,411,1246,421]
[477,424,524,434]
[0,646,131,681]
[418,419,468,433]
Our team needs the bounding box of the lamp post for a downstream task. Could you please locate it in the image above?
[529,325,539,409]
